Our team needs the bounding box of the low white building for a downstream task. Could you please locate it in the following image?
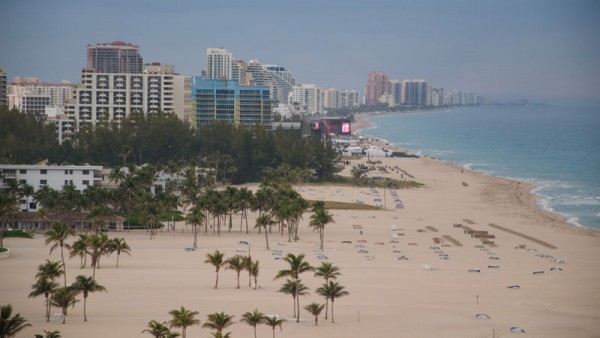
[0,164,103,212]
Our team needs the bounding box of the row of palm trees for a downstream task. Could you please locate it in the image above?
[276,254,349,324]
[45,222,131,281]
[144,307,285,338]
[28,260,106,324]
[204,251,259,290]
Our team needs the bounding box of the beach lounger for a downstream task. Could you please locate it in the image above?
[358,250,369,254]
[341,240,352,244]
[507,285,520,289]
[475,313,491,320]
[184,247,195,251]
[357,239,367,243]
[468,269,481,273]
[392,250,402,253]
[510,326,526,333]
[397,256,408,261]
[374,242,384,245]
[553,258,565,264]
[489,257,500,260]
[550,267,563,271]
[390,240,399,244]
[532,271,544,275]
[488,265,500,269]
[439,256,449,260]
[422,264,433,271]
[408,243,418,246]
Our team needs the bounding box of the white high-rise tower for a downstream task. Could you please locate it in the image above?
[206,47,232,80]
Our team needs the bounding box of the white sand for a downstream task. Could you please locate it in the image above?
[2,156,600,338]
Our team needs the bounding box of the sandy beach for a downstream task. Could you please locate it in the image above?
[2,122,600,337]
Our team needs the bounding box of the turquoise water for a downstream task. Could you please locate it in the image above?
[364,105,600,228]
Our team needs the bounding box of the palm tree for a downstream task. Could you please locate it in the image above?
[226,255,245,289]
[0,304,31,338]
[304,303,325,326]
[35,260,64,283]
[204,250,226,289]
[274,253,313,280]
[249,260,260,290]
[316,281,349,323]
[262,315,285,338]
[279,279,309,322]
[0,191,19,249]
[168,306,200,338]
[143,320,180,338]
[240,309,265,338]
[34,330,61,338]
[85,233,110,279]
[202,312,234,337]
[29,278,58,322]
[313,262,341,319]
[49,287,78,324]
[69,234,89,269]
[242,256,253,288]
[70,275,106,322]
[186,204,204,249]
[309,202,334,250]
[107,237,131,268]
[255,213,275,250]
[45,222,74,286]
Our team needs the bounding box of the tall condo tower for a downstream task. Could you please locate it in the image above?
[86,41,143,73]
[206,47,232,80]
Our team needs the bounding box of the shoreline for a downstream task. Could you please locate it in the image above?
[352,111,599,236]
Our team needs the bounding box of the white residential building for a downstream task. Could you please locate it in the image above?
[322,88,360,109]
[8,77,76,117]
[288,84,322,115]
[206,47,232,80]
[65,63,191,130]
[0,164,103,212]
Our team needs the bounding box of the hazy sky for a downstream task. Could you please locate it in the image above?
[1,0,599,101]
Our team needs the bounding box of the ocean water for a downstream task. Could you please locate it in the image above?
[364,105,600,228]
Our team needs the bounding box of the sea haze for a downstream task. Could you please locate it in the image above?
[364,105,600,228]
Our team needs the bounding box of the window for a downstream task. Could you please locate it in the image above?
[19,169,26,174]
[40,179,47,185]
[83,170,89,175]
[65,170,69,175]
[19,179,26,184]
[29,202,37,210]
[82,180,89,186]
[40,169,47,174]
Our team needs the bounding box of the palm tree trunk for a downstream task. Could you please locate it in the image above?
[272,327,275,338]
[215,270,219,289]
[253,325,257,338]
[193,225,198,249]
[236,272,240,289]
[46,296,50,322]
[83,254,87,268]
[228,211,232,232]
[296,295,300,323]
[254,276,257,290]
[265,227,270,250]
[182,327,186,338]
[116,252,121,268]
[62,307,66,324]
[83,296,87,321]
[315,315,318,326]
[244,209,249,234]
[292,295,296,317]
[324,298,329,320]
[331,299,335,323]
[60,244,67,287]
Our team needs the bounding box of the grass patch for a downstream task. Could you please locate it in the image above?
[307,200,381,210]
[2,229,34,239]
[319,175,424,189]
[488,223,557,249]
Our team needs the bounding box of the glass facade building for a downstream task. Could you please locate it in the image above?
[192,78,272,128]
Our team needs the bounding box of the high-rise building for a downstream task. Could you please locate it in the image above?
[244,60,296,105]
[87,41,143,74]
[232,60,248,85]
[390,80,402,106]
[206,48,232,80]
[289,84,322,114]
[192,78,272,127]
[0,69,7,107]
[66,63,191,130]
[340,90,359,108]
[323,88,360,109]
[402,79,430,106]
[365,71,391,105]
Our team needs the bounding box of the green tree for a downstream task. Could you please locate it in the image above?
[313,262,341,319]
[262,315,285,338]
[34,330,61,338]
[249,260,260,290]
[107,237,131,268]
[44,222,74,286]
[84,233,110,279]
[205,250,226,289]
[69,234,89,269]
[316,281,349,323]
[240,309,265,338]
[202,312,234,337]
[255,213,275,250]
[226,255,245,289]
[0,191,19,249]
[168,306,200,338]
[143,320,180,338]
[274,253,313,280]
[70,275,106,322]
[186,204,204,250]
[309,202,334,250]
[28,277,58,322]
[0,304,31,338]
[50,287,79,324]
[304,303,325,326]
